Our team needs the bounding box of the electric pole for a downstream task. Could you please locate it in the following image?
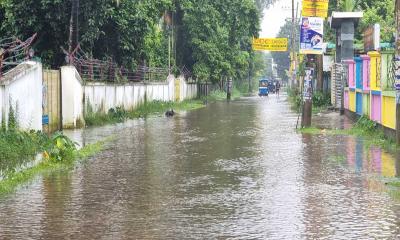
[291,0,296,88]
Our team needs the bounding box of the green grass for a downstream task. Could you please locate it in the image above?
[128,99,205,118]
[0,137,112,196]
[203,88,242,102]
[298,116,397,150]
[387,181,400,188]
[85,99,205,127]
[0,130,49,174]
[85,89,244,127]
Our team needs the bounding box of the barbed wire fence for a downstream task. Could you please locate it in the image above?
[0,33,37,79]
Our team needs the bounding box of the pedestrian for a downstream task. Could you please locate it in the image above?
[276,81,281,96]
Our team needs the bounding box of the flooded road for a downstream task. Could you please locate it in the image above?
[1,94,400,239]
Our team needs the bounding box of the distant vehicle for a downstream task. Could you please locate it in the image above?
[258,79,269,97]
[268,80,276,93]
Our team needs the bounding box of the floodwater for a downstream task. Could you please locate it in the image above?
[1,94,400,239]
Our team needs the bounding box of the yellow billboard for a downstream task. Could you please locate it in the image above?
[252,38,288,51]
[302,0,329,18]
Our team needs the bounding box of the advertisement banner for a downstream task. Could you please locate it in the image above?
[303,68,314,101]
[302,0,329,18]
[252,38,288,51]
[300,17,324,55]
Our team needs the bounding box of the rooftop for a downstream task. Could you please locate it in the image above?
[329,11,363,29]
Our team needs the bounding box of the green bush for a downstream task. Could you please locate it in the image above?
[354,115,378,134]
[287,87,302,111]
[0,129,79,177]
[46,132,78,162]
[0,129,47,174]
[312,92,331,107]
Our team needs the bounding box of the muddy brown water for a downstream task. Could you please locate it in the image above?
[1,94,400,239]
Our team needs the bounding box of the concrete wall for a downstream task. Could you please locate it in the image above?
[61,66,84,128]
[83,75,196,114]
[61,66,197,127]
[0,61,42,131]
[382,92,396,130]
[178,76,197,100]
[0,64,197,131]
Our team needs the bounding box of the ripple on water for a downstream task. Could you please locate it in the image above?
[1,96,400,239]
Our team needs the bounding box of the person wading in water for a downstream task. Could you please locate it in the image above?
[275,81,281,97]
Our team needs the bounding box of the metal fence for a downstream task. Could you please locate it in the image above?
[0,34,37,78]
[68,46,170,83]
[331,63,344,109]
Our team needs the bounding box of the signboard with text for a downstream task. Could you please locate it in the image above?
[300,17,324,55]
[302,0,329,18]
[252,38,288,51]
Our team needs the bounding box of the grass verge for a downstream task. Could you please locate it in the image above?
[387,181,400,188]
[85,88,244,127]
[298,116,397,150]
[85,99,205,127]
[0,137,112,196]
[203,88,242,101]
[287,88,331,114]
[0,130,49,174]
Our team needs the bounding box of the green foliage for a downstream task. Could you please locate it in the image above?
[340,0,355,11]
[327,0,395,43]
[271,20,300,82]
[1,0,264,84]
[84,99,205,127]
[353,115,379,134]
[7,103,18,130]
[0,129,48,174]
[46,132,78,162]
[358,0,395,42]
[0,136,110,195]
[0,0,172,68]
[175,0,260,84]
[0,128,79,179]
[312,91,331,108]
[108,107,128,122]
[287,87,302,112]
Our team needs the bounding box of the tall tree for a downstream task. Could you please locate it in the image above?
[175,0,260,84]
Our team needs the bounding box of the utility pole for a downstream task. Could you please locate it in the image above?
[316,54,323,92]
[291,0,296,88]
[227,77,233,100]
[395,0,400,145]
[68,0,79,56]
[301,63,314,128]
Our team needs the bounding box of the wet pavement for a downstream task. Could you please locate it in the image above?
[0,94,400,239]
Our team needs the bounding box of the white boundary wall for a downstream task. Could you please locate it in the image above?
[62,66,197,128]
[0,61,42,131]
[0,64,197,131]
[61,66,84,128]
[178,76,197,100]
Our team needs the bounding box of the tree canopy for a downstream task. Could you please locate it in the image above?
[0,0,273,86]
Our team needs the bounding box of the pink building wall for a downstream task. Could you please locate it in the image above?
[344,90,349,109]
[361,55,370,91]
[370,94,381,123]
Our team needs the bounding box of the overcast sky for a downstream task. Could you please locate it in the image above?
[259,0,301,38]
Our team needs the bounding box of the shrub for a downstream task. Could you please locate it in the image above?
[45,132,78,162]
[312,92,331,107]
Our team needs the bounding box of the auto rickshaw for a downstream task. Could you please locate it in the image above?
[258,79,269,96]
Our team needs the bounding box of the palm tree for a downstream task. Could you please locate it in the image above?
[341,0,354,12]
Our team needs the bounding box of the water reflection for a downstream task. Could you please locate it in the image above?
[0,95,399,239]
